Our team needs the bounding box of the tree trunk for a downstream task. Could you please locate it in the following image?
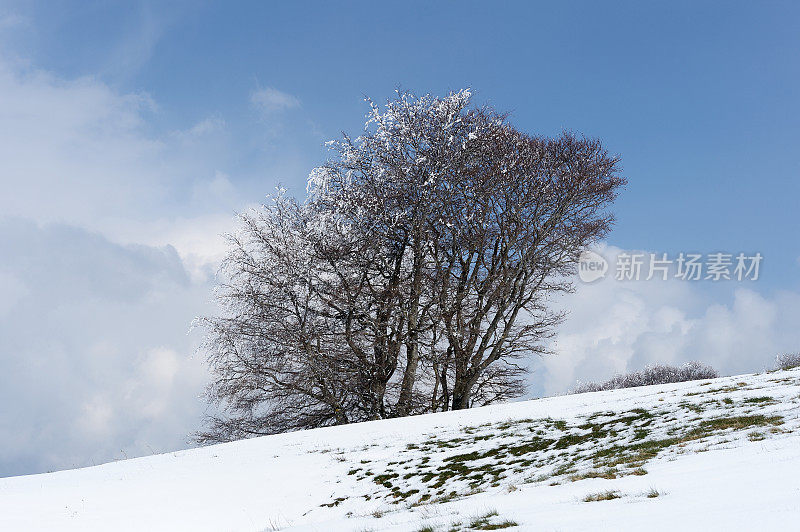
[396,337,419,416]
[396,236,423,416]
[451,371,474,410]
[451,387,470,410]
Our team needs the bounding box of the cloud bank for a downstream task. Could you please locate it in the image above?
[0,220,212,476]
[0,49,231,476]
[534,246,800,396]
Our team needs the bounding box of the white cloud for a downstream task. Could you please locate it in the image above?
[109,213,239,283]
[250,86,301,114]
[0,220,212,476]
[173,117,226,139]
[0,55,244,270]
[0,50,264,475]
[100,3,165,80]
[0,27,302,477]
[0,271,27,317]
[532,245,800,396]
[0,12,26,31]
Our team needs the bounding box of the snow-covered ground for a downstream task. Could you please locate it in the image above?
[2,369,800,531]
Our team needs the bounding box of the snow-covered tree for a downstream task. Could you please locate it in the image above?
[198,90,624,441]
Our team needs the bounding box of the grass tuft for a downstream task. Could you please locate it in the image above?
[583,490,621,502]
[467,510,518,530]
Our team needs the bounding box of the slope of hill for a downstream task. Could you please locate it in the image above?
[2,369,800,531]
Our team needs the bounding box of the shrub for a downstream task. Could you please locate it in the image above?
[571,362,719,394]
[775,353,800,371]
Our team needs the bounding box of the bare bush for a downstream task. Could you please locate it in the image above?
[570,362,719,394]
[775,353,800,371]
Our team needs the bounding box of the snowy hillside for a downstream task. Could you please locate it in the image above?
[2,369,800,531]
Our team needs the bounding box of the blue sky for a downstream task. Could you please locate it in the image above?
[1,1,799,476]
[12,0,799,289]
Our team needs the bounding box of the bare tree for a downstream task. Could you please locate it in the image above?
[308,90,507,416]
[197,195,369,442]
[198,89,624,442]
[429,130,623,409]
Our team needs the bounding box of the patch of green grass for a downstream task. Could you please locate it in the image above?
[569,468,619,481]
[468,510,498,527]
[467,510,518,530]
[504,438,554,456]
[592,436,680,468]
[473,520,518,530]
[689,415,783,436]
[372,472,398,484]
[554,432,595,449]
[705,386,739,394]
[679,401,705,413]
[743,396,776,404]
[590,413,784,470]
[343,399,786,509]
[552,464,577,476]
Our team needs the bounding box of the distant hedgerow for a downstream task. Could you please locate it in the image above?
[570,362,719,394]
[775,353,800,371]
